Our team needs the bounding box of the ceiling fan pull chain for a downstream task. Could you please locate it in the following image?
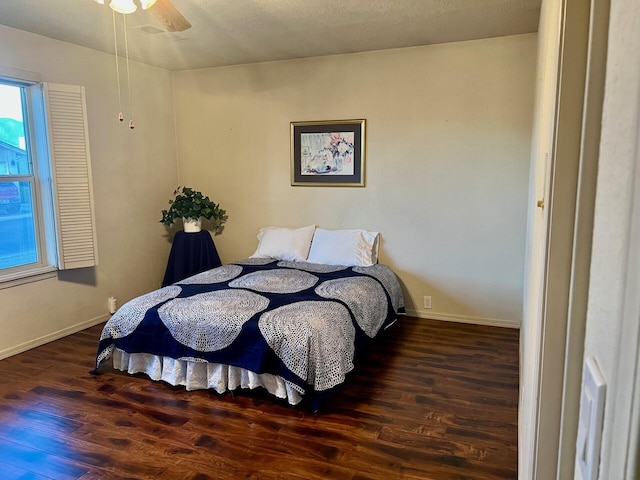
[112,9,124,122]
[123,14,135,129]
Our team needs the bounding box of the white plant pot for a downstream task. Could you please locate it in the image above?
[183,217,202,233]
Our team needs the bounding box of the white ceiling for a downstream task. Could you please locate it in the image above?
[0,0,541,71]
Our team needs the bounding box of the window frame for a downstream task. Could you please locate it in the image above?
[0,69,58,288]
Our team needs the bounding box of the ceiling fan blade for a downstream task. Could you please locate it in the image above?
[149,0,192,32]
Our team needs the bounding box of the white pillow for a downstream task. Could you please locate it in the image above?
[307,228,379,267]
[250,225,316,262]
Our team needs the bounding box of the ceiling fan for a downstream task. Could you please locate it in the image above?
[96,0,191,129]
[95,0,192,32]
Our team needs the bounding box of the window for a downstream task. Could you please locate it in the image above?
[0,79,48,281]
[0,72,97,288]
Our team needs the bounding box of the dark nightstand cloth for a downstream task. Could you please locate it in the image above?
[162,230,222,286]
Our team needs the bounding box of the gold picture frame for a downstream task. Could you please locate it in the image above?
[290,119,366,187]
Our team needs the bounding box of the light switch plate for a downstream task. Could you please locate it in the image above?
[577,357,606,480]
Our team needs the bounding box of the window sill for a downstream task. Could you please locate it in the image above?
[0,265,57,290]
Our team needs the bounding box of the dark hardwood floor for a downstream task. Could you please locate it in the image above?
[0,316,518,479]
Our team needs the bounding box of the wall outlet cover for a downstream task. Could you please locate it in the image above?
[423,296,432,309]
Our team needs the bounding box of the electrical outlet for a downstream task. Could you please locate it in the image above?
[107,296,117,314]
[423,296,432,309]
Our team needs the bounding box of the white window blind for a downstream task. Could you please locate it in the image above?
[43,83,98,270]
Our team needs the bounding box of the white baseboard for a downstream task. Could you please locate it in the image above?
[403,309,520,329]
[0,314,109,361]
[0,310,518,361]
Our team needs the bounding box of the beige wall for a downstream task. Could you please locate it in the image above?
[0,25,178,357]
[0,28,536,357]
[172,34,537,326]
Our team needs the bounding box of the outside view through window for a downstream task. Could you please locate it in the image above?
[0,84,38,270]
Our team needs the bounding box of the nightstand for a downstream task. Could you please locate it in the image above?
[162,230,222,286]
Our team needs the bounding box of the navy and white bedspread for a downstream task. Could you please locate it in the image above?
[95,258,405,398]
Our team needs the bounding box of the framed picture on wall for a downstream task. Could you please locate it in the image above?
[290,119,366,187]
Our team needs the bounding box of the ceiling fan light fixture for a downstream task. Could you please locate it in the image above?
[139,0,158,10]
[109,0,137,15]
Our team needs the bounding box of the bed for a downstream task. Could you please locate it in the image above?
[93,226,405,409]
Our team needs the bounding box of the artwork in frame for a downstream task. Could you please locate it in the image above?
[290,119,366,187]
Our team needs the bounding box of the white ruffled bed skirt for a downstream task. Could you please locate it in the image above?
[111,348,304,405]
